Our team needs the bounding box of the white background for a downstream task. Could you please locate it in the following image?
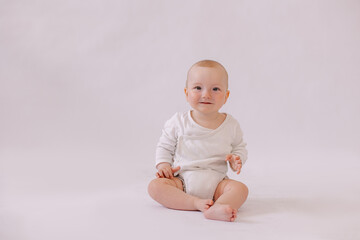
[1,1,360,239]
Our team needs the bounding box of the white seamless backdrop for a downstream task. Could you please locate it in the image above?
[1,1,359,239]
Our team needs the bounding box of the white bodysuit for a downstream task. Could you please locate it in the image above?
[156,111,248,199]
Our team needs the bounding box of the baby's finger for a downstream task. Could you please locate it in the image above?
[225,154,232,161]
[172,166,181,173]
[236,166,241,174]
[157,170,164,178]
[167,169,174,179]
[162,169,168,178]
[164,169,172,179]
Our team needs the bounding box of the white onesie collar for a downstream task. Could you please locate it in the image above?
[187,110,229,132]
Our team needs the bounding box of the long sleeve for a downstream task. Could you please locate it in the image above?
[231,121,248,165]
[155,116,178,168]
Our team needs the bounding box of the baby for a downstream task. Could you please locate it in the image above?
[148,60,248,222]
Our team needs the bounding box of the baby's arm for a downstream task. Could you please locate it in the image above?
[156,163,180,179]
[230,121,248,167]
[225,154,242,174]
[155,114,178,176]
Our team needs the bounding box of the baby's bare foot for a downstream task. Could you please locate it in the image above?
[194,198,214,212]
[203,203,237,222]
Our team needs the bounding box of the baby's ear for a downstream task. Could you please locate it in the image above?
[184,88,188,96]
[225,90,230,102]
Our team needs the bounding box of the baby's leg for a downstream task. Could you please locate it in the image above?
[214,179,249,209]
[204,179,248,222]
[148,177,213,212]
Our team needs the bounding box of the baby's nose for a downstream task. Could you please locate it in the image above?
[202,89,211,98]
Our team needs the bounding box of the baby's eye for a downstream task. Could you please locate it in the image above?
[213,87,220,91]
[194,86,202,90]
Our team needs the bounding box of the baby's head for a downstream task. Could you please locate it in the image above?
[185,60,230,114]
[186,60,228,89]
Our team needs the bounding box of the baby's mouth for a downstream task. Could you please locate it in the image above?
[200,102,213,104]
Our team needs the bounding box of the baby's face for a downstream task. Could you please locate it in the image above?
[185,66,229,115]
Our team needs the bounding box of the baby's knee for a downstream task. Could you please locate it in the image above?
[147,178,174,197]
[148,178,164,194]
[235,182,249,197]
[225,181,248,196]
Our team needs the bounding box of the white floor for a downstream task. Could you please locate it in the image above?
[0,146,360,240]
[1,182,359,240]
[1,148,359,240]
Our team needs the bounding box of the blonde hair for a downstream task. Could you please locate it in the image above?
[186,60,228,88]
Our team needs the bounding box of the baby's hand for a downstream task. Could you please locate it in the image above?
[225,154,242,174]
[156,163,181,179]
